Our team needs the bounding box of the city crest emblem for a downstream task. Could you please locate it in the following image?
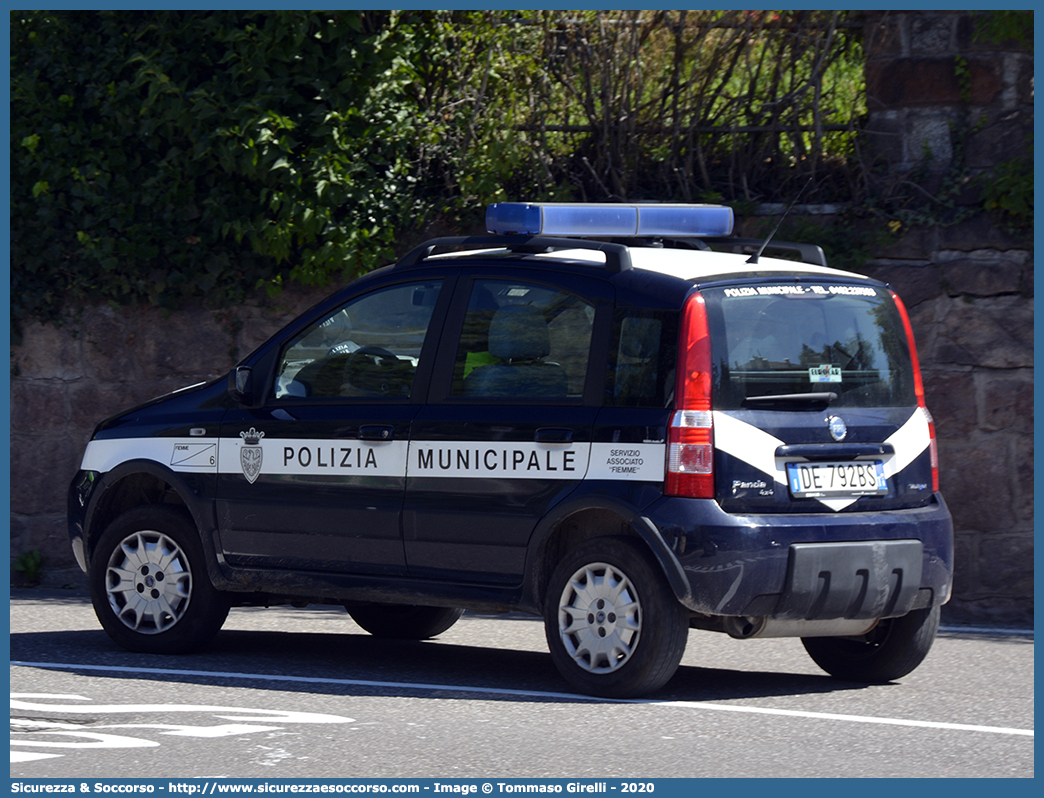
[239,427,265,484]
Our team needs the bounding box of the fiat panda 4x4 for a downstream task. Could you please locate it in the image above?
[68,202,953,698]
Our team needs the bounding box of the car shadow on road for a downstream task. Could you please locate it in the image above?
[11,624,874,706]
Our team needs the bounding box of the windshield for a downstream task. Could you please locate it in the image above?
[704,282,917,410]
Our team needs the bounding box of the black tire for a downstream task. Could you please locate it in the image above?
[543,536,689,698]
[348,604,464,639]
[802,604,941,683]
[88,505,230,654]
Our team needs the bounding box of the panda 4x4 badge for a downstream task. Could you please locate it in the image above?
[239,427,265,483]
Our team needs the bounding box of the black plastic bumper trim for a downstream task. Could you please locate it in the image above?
[775,539,924,620]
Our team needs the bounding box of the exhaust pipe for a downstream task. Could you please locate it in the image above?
[723,616,879,640]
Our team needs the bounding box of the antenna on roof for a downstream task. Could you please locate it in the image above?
[746,178,813,265]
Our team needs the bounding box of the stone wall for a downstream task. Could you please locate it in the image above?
[9,285,331,588]
[863,10,1033,174]
[856,10,1033,626]
[861,218,1033,627]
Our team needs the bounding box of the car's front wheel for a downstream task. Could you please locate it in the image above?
[802,604,940,682]
[347,604,464,639]
[544,537,689,698]
[89,505,229,654]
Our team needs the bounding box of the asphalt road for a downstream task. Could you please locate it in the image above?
[10,588,1034,780]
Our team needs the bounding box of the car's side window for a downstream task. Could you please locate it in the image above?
[273,281,442,400]
[605,309,678,407]
[449,279,595,400]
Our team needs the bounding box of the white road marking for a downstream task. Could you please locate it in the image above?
[9,691,351,765]
[939,625,1033,637]
[10,730,159,749]
[91,723,282,738]
[12,660,1032,738]
[10,693,352,725]
[11,751,63,763]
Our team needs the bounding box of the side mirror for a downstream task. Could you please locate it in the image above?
[229,366,253,404]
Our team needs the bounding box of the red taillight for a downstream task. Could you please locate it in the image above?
[922,405,939,492]
[891,290,939,492]
[666,291,714,498]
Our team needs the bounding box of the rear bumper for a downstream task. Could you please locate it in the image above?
[645,493,953,618]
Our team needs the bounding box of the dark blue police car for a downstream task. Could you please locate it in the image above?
[68,203,953,697]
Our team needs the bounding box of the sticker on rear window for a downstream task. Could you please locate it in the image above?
[809,365,842,383]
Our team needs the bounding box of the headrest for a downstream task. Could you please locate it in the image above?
[488,305,550,361]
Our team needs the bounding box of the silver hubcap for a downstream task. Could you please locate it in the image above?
[105,530,192,634]
[557,562,641,674]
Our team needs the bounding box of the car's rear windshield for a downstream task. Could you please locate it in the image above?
[703,282,917,410]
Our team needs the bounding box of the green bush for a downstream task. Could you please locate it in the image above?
[978,146,1034,231]
[12,12,431,333]
[11,11,567,338]
[12,550,44,585]
[20,11,995,338]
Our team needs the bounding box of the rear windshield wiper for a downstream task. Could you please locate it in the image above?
[742,392,837,409]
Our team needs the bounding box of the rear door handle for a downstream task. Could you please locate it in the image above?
[775,443,894,460]
[359,425,394,441]
[536,428,574,444]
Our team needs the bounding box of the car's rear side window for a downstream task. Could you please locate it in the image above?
[705,283,917,409]
[604,309,678,407]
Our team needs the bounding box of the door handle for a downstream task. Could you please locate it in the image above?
[775,443,894,461]
[359,425,394,441]
[536,428,574,444]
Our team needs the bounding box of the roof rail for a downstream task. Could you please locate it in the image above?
[698,236,827,267]
[395,235,634,273]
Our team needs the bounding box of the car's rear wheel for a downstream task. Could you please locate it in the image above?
[802,604,940,682]
[544,537,689,698]
[89,505,229,654]
[347,604,464,639]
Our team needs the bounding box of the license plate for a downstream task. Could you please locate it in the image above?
[786,460,887,498]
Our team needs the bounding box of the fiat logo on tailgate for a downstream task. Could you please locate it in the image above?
[826,415,847,441]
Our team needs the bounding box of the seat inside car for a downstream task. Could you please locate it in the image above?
[463,304,568,398]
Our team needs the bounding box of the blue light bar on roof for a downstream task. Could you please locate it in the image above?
[486,202,734,238]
